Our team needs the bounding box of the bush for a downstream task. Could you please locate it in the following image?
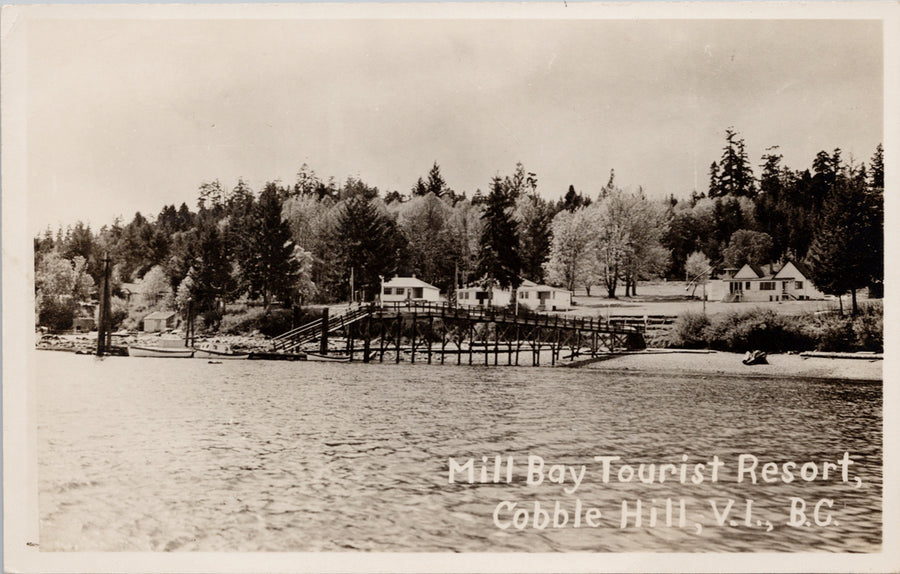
[664,308,819,352]
[852,312,883,352]
[663,311,710,349]
[109,296,129,330]
[703,308,811,353]
[220,306,325,337]
[800,304,883,352]
[38,297,75,331]
[201,308,224,331]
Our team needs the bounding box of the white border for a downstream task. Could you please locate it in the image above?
[3,3,899,572]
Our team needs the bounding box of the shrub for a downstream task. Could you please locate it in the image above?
[220,306,325,337]
[663,311,710,349]
[852,311,883,352]
[38,297,75,331]
[801,305,883,353]
[703,308,811,353]
[109,296,129,330]
[201,308,224,331]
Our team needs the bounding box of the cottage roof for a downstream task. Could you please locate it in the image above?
[144,311,177,320]
[732,263,766,279]
[774,260,813,280]
[519,282,570,293]
[383,276,439,290]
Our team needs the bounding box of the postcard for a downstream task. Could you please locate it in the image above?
[3,2,897,572]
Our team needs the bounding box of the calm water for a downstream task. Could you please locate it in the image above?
[36,351,881,552]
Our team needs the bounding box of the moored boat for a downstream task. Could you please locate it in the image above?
[192,342,250,360]
[128,345,194,358]
[305,352,351,363]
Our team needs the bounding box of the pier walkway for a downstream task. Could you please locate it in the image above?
[271,302,647,366]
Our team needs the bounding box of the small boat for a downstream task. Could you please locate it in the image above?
[742,350,768,365]
[128,345,194,358]
[192,342,249,360]
[304,352,351,363]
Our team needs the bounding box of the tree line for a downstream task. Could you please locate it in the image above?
[34,129,884,330]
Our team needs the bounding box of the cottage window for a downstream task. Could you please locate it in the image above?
[745,282,751,290]
[760,282,775,291]
[396,288,405,295]
[384,287,393,295]
[795,281,804,289]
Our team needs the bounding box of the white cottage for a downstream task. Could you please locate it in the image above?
[718,260,824,302]
[456,285,512,308]
[380,276,441,304]
[457,280,572,311]
[516,280,572,311]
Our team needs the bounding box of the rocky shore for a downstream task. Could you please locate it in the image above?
[35,331,276,355]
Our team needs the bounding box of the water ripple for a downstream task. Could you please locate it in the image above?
[36,353,881,552]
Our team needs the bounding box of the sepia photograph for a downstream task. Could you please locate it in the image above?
[2,2,897,572]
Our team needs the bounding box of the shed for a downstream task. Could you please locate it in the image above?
[143,311,177,332]
[72,317,96,333]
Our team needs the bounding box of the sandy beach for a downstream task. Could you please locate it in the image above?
[35,332,881,382]
[576,349,882,381]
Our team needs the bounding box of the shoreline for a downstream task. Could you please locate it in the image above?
[574,349,882,382]
[34,333,882,381]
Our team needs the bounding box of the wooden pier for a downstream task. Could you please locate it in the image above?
[271,302,646,366]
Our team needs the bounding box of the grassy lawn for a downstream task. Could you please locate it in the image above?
[567,281,856,318]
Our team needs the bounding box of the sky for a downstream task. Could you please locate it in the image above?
[24,15,884,235]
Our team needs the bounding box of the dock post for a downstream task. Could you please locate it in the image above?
[363,314,371,363]
[427,314,433,364]
[319,307,329,355]
[379,309,386,362]
[493,319,499,366]
[395,314,402,363]
[514,317,520,366]
[484,322,490,366]
[347,320,354,360]
[411,311,417,364]
[575,325,581,359]
[440,309,447,365]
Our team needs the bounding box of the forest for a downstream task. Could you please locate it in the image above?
[33,129,884,331]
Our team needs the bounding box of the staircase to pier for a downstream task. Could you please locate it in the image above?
[270,306,371,353]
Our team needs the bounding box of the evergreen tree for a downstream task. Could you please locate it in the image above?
[561,184,591,212]
[870,143,884,190]
[190,221,236,315]
[515,193,554,283]
[243,184,301,308]
[708,161,722,198]
[475,176,522,294]
[426,162,448,197]
[807,177,880,315]
[411,177,428,197]
[332,196,406,301]
[710,127,756,198]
